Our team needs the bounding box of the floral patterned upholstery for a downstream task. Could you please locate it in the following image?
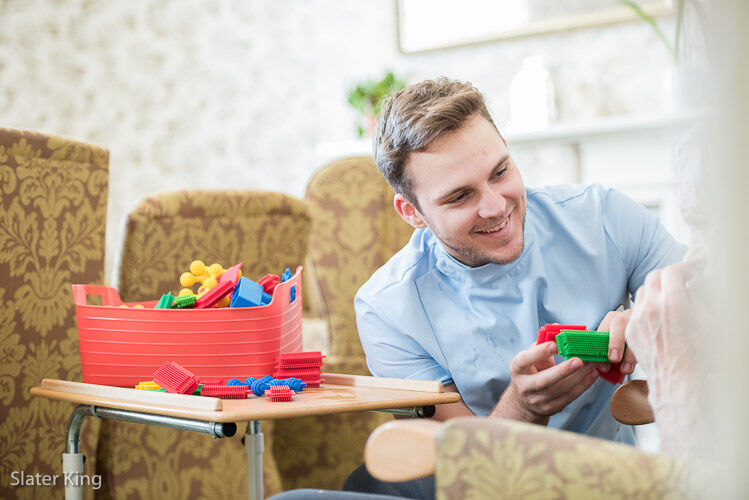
[272,156,415,490]
[99,189,311,499]
[436,418,711,500]
[0,128,108,499]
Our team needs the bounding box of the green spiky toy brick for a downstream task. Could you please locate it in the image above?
[556,330,610,362]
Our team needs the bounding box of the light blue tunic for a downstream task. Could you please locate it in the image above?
[355,184,686,443]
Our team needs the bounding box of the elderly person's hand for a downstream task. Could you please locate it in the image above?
[625,260,708,457]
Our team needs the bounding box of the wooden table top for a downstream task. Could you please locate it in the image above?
[30,373,461,423]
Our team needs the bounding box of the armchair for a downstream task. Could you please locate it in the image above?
[366,417,710,499]
[272,156,414,490]
[0,128,108,499]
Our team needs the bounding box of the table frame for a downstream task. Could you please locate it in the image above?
[38,374,460,500]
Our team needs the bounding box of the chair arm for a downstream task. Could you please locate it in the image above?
[364,419,442,482]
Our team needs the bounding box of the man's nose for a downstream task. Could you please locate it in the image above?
[477,186,507,219]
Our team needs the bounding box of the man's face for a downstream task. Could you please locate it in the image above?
[395,115,527,267]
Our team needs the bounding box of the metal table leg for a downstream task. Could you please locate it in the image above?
[244,420,264,500]
[62,404,236,500]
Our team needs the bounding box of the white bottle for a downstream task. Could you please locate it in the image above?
[507,56,556,132]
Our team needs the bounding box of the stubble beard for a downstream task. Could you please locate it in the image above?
[433,211,526,267]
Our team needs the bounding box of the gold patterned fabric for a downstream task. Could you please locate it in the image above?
[273,156,414,490]
[99,189,311,499]
[437,418,711,500]
[0,128,108,499]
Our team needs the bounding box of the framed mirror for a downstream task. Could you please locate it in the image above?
[397,0,673,53]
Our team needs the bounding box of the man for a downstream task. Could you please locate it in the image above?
[355,77,685,437]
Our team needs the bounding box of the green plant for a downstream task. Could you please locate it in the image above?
[620,0,687,64]
[347,71,406,137]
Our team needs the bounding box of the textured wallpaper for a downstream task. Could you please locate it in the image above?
[0,0,674,279]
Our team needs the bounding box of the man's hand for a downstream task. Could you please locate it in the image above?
[493,341,599,425]
[597,309,636,375]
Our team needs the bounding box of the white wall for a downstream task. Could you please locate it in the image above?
[0,0,678,280]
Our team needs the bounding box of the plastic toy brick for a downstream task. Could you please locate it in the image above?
[274,368,323,381]
[218,262,243,284]
[200,376,224,385]
[195,279,235,309]
[142,382,203,394]
[227,378,245,386]
[281,378,306,392]
[152,361,200,394]
[303,379,323,388]
[230,277,271,308]
[243,377,257,386]
[268,385,295,402]
[251,378,272,397]
[155,293,175,309]
[276,351,325,368]
[281,268,293,282]
[536,324,587,345]
[257,274,281,294]
[280,268,296,303]
[600,365,625,385]
[556,330,610,363]
[200,384,249,399]
[172,294,196,309]
[135,381,162,390]
[538,325,625,385]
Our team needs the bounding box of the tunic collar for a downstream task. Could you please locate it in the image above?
[431,218,535,285]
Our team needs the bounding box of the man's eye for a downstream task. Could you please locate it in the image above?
[449,193,467,203]
[495,167,507,177]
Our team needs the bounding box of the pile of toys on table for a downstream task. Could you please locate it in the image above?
[127,260,296,310]
[135,351,325,402]
[537,323,624,385]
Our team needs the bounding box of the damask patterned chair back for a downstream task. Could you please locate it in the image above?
[272,156,414,490]
[436,418,710,499]
[0,128,108,499]
[98,189,311,499]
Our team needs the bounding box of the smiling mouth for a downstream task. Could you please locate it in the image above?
[475,216,509,233]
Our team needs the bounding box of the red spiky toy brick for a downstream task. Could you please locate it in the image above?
[200,384,249,399]
[267,385,295,402]
[537,324,587,344]
[537,324,625,385]
[153,362,200,394]
[276,351,325,369]
[258,274,281,295]
[599,365,625,385]
[274,367,323,381]
[199,376,224,385]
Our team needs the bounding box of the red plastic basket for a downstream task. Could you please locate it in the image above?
[73,266,304,387]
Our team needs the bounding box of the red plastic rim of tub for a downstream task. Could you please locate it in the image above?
[73,266,304,387]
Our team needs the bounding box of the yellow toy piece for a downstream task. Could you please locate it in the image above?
[178,288,194,297]
[135,381,162,390]
[189,260,207,276]
[179,260,229,298]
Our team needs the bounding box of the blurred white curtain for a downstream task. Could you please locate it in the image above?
[710,0,749,496]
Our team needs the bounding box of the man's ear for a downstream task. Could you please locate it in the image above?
[394,193,427,229]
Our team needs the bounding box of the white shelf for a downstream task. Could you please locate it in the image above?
[315,110,707,162]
